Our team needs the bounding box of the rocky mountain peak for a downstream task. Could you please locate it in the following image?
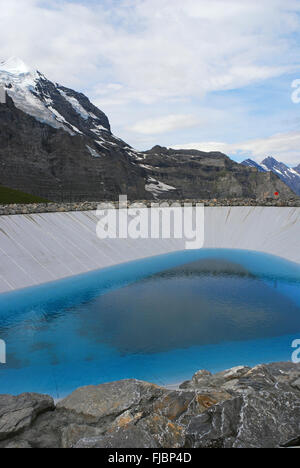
[241,156,300,195]
[261,156,287,172]
[147,145,169,154]
[0,58,111,137]
[262,156,278,165]
[241,158,267,172]
[294,164,300,174]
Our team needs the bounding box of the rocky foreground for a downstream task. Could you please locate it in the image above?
[0,362,300,449]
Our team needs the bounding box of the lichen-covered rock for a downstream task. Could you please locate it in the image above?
[152,391,195,420]
[186,389,300,448]
[136,415,185,448]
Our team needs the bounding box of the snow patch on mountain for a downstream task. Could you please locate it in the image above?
[48,106,82,134]
[123,147,146,161]
[58,88,91,121]
[145,177,177,196]
[86,145,101,158]
[91,123,110,135]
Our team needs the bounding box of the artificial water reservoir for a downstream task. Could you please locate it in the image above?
[0,248,299,398]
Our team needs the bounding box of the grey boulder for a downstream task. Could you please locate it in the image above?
[0,393,54,441]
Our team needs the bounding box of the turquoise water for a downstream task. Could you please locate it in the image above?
[0,249,300,398]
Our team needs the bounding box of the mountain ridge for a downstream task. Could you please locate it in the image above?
[0,57,297,201]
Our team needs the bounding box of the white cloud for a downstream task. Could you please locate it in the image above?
[129,114,200,134]
[1,0,300,154]
[172,130,300,166]
[1,0,300,103]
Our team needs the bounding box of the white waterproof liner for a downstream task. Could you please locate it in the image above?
[0,206,299,293]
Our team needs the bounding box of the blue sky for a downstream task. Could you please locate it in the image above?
[2,0,300,165]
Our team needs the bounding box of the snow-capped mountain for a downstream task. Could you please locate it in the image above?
[0,57,297,201]
[0,57,150,200]
[0,56,129,147]
[241,157,300,195]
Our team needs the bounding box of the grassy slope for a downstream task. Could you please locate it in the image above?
[0,185,49,205]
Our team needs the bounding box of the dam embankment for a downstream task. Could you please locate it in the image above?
[0,205,299,293]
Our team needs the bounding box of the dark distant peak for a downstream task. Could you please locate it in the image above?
[147,145,168,154]
[257,156,300,196]
[261,156,286,170]
[261,156,292,174]
[241,159,266,172]
[294,164,300,174]
[262,156,278,164]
